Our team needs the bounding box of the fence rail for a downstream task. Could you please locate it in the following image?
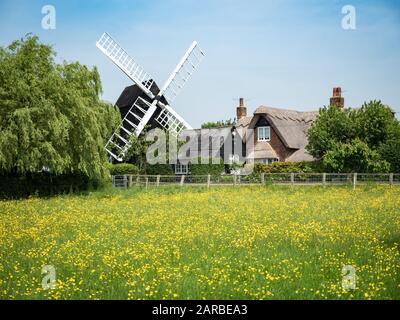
[111,173,400,189]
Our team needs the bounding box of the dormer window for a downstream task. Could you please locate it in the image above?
[258,126,270,141]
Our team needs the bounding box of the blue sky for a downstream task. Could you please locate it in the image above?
[1,0,399,127]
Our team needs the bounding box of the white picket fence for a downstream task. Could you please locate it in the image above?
[112,173,400,189]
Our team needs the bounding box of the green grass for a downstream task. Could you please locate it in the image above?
[0,185,399,300]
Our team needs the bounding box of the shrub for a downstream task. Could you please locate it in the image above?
[146,164,174,175]
[190,158,225,177]
[0,172,105,199]
[107,163,139,175]
[253,161,325,174]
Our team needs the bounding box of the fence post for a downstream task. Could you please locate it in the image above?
[207,174,211,188]
[233,174,237,186]
[136,175,140,186]
[353,173,357,190]
[128,175,133,188]
[124,175,128,189]
[180,175,185,187]
[261,173,265,185]
[156,175,160,187]
[145,177,149,190]
[389,173,394,185]
[291,173,295,185]
[238,175,241,185]
[322,173,326,186]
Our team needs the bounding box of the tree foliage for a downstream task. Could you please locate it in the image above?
[125,127,153,173]
[0,35,120,179]
[306,106,356,159]
[324,139,389,173]
[201,119,234,129]
[125,128,184,175]
[353,101,398,149]
[306,101,399,173]
[378,139,400,173]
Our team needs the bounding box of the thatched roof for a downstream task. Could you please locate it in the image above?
[254,106,318,149]
[236,106,319,162]
[286,148,314,162]
[236,116,252,128]
[247,141,278,160]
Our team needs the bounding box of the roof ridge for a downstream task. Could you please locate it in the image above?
[256,105,319,114]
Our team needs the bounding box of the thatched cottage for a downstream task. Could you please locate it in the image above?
[174,87,344,174]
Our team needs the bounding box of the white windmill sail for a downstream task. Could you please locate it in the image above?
[160,41,205,104]
[96,33,155,98]
[153,41,205,135]
[105,97,157,161]
[96,33,205,161]
[96,33,159,160]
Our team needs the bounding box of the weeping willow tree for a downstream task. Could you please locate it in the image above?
[0,35,120,194]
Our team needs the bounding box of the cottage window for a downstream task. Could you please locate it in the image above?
[175,162,189,175]
[258,126,270,141]
[262,158,278,165]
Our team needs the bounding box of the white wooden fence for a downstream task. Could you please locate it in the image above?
[112,173,400,189]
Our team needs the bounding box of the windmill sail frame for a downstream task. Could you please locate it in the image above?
[96,33,155,98]
[96,32,205,161]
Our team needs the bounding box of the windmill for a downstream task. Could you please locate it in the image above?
[96,33,205,162]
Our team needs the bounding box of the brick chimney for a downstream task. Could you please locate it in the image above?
[330,87,345,109]
[236,97,247,120]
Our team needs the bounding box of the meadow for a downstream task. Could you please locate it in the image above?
[0,185,399,300]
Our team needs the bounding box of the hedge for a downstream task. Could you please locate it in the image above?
[0,172,104,199]
[145,164,174,175]
[253,161,325,174]
[107,163,139,175]
[190,158,225,176]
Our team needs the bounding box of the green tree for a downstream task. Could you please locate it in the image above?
[354,100,397,149]
[306,106,356,159]
[379,139,400,173]
[125,126,153,173]
[201,119,234,129]
[323,139,389,173]
[307,102,400,173]
[0,35,120,179]
[125,127,175,175]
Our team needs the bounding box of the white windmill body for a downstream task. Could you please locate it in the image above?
[96,33,205,162]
